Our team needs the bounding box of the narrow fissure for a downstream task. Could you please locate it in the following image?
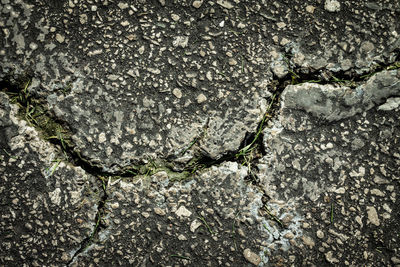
[67,181,108,266]
[1,59,399,260]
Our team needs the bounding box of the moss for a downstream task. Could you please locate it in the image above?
[3,79,73,155]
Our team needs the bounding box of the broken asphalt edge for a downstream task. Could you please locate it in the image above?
[1,59,399,263]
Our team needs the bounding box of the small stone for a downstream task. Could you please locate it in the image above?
[280,37,290,46]
[392,257,400,264]
[243,248,261,266]
[171,14,180,21]
[324,0,340,12]
[172,36,189,48]
[110,202,119,209]
[177,234,187,241]
[302,236,315,248]
[121,20,130,27]
[190,219,202,232]
[325,251,339,263]
[378,97,400,111]
[237,22,246,29]
[117,2,129,9]
[276,22,286,29]
[316,230,324,239]
[306,5,316,13]
[206,71,213,81]
[216,0,233,9]
[335,187,346,194]
[271,62,288,79]
[154,207,166,216]
[366,206,380,226]
[370,189,385,197]
[173,88,182,99]
[98,132,106,143]
[29,42,38,50]
[228,58,237,66]
[192,0,203,8]
[55,33,65,43]
[175,206,192,217]
[79,14,88,24]
[196,93,207,103]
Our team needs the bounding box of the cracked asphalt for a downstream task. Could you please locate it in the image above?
[1,0,400,266]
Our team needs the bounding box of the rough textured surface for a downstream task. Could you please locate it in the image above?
[70,162,303,266]
[0,93,101,265]
[259,70,400,265]
[1,0,400,266]
[1,0,399,169]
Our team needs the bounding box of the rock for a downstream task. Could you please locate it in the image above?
[228,58,237,66]
[55,33,65,43]
[117,2,129,9]
[306,5,316,13]
[366,206,380,226]
[154,207,166,216]
[192,0,203,8]
[216,0,233,9]
[302,236,315,248]
[190,219,202,233]
[271,62,288,79]
[175,206,192,217]
[172,36,189,48]
[316,230,324,239]
[171,14,180,21]
[196,93,207,103]
[392,257,400,264]
[173,88,182,98]
[243,248,261,266]
[325,251,340,263]
[324,0,341,12]
[378,97,400,111]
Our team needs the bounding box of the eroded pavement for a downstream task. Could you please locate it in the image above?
[1,0,400,266]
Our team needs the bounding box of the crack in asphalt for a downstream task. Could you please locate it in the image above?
[0,59,399,263]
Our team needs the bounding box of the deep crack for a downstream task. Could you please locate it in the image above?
[0,60,399,262]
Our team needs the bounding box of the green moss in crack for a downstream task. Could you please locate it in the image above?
[3,79,73,157]
[119,159,195,183]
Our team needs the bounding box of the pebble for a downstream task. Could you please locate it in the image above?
[306,5,316,13]
[98,133,106,143]
[366,206,380,226]
[316,230,324,239]
[171,14,180,22]
[325,251,339,263]
[243,248,261,266]
[190,219,202,232]
[216,0,233,9]
[175,206,192,217]
[55,33,65,43]
[117,2,129,9]
[192,0,203,8]
[392,257,400,264]
[302,236,315,248]
[79,14,87,24]
[228,58,237,66]
[154,207,166,216]
[172,88,182,99]
[196,93,207,103]
[324,0,340,12]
